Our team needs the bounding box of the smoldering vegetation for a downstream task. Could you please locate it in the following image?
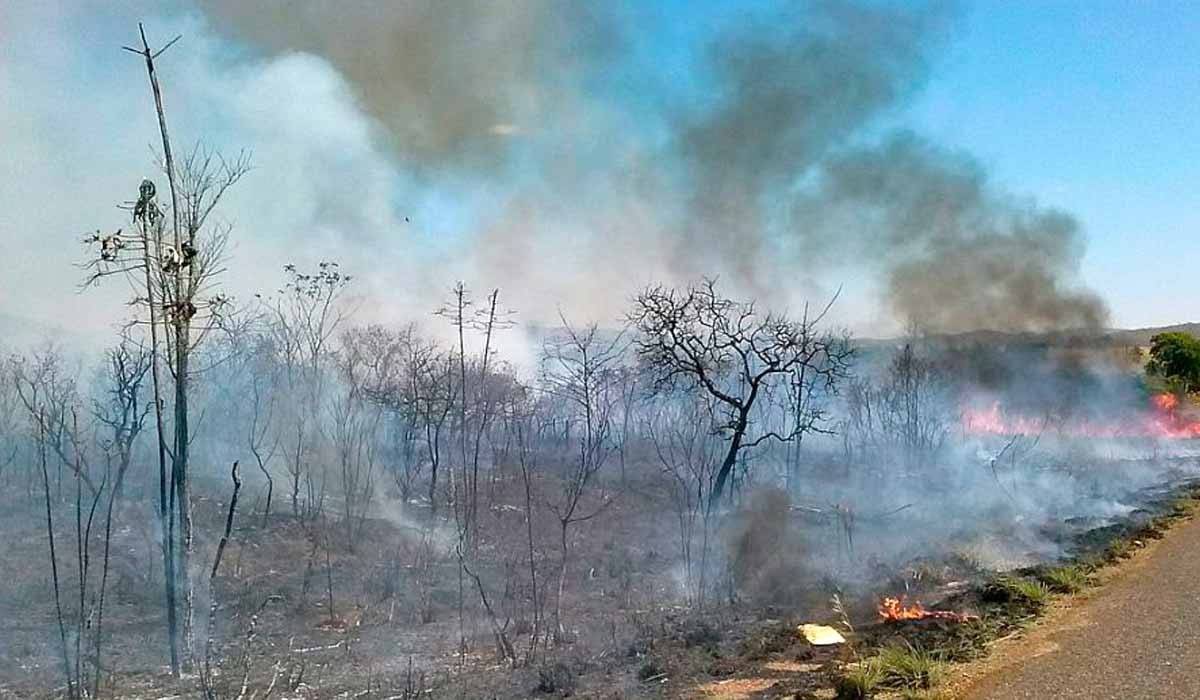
[0,272,1194,698]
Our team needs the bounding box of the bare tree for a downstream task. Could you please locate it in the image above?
[613,367,642,485]
[357,325,454,517]
[508,392,547,663]
[436,282,474,542]
[332,328,383,550]
[261,262,352,522]
[0,348,21,491]
[11,349,86,697]
[77,26,255,676]
[644,392,721,606]
[539,314,625,641]
[90,336,152,695]
[10,347,92,498]
[840,341,952,475]
[11,342,149,697]
[466,289,514,544]
[247,338,282,526]
[36,411,76,698]
[84,168,182,672]
[880,342,951,468]
[167,146,246,668]
[630,279,851,512]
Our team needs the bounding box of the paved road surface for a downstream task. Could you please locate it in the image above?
[967,515,1200,700]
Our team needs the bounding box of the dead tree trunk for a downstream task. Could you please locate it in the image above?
[137,191,178,674]
[38,417,74,698]
[127,22,185,674]
[201,462,242,698]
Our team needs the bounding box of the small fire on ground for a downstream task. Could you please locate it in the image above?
[962,393,1200,439]
[878,595,975,623]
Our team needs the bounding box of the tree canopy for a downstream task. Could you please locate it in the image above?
[1147,332,1200,392]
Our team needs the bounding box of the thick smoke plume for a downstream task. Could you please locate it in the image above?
[198,0,619,173]
[795,134,1109,332]
[0,0,1109,345]
[194,0,1107,334]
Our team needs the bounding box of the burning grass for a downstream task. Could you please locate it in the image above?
[961,392,1200,439]
[878,596,976,623]
[832,481,1200,699]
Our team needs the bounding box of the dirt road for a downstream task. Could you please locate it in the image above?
[965,515,1200,700]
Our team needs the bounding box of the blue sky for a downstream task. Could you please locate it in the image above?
[611,0,1200,329]
[904,0,1200,327]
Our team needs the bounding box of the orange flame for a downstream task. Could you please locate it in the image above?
[878,595,974,623]
[1152,393,1179,412]
[878,596,926,620]
[962,393,1200,439]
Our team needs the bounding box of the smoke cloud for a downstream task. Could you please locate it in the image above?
[195,0,1105,333]
[793,134,1109,332]
[197,0,620,174]
[1,0,1109,343]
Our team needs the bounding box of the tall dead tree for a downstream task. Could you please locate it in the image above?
[78,24,252,674]
[630,279,851,512]
[119,29,190,669]
[436,282,475,542]
[467,289,513,541]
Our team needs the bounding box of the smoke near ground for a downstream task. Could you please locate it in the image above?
[2,0,1107,340]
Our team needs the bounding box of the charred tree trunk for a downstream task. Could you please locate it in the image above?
[554,518,568,641]
[131,22,185,674]
[708,407,749,513]
[139,203,178,674]
[38,418,74,698]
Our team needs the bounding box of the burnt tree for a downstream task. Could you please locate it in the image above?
[630,279,850,512]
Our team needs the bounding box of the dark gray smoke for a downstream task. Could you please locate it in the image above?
[794,134,1108,332]
[672,0,951,292]
[194,0,1109,333]
[197,0,619,173]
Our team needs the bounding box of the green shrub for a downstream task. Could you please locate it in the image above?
[1037,565,1089,594]
[837,644,945,698]
[982,576,1051,610]
[836,658,883,700]
[1104,538,1134,563]
[875,644,945,691]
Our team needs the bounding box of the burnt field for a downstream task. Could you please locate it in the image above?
[2,324,1199,699]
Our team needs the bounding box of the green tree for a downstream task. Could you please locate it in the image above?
[1147,332,1200,393]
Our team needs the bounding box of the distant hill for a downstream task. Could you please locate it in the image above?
[858,322,1200,351]
[1102,323,1200,348]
